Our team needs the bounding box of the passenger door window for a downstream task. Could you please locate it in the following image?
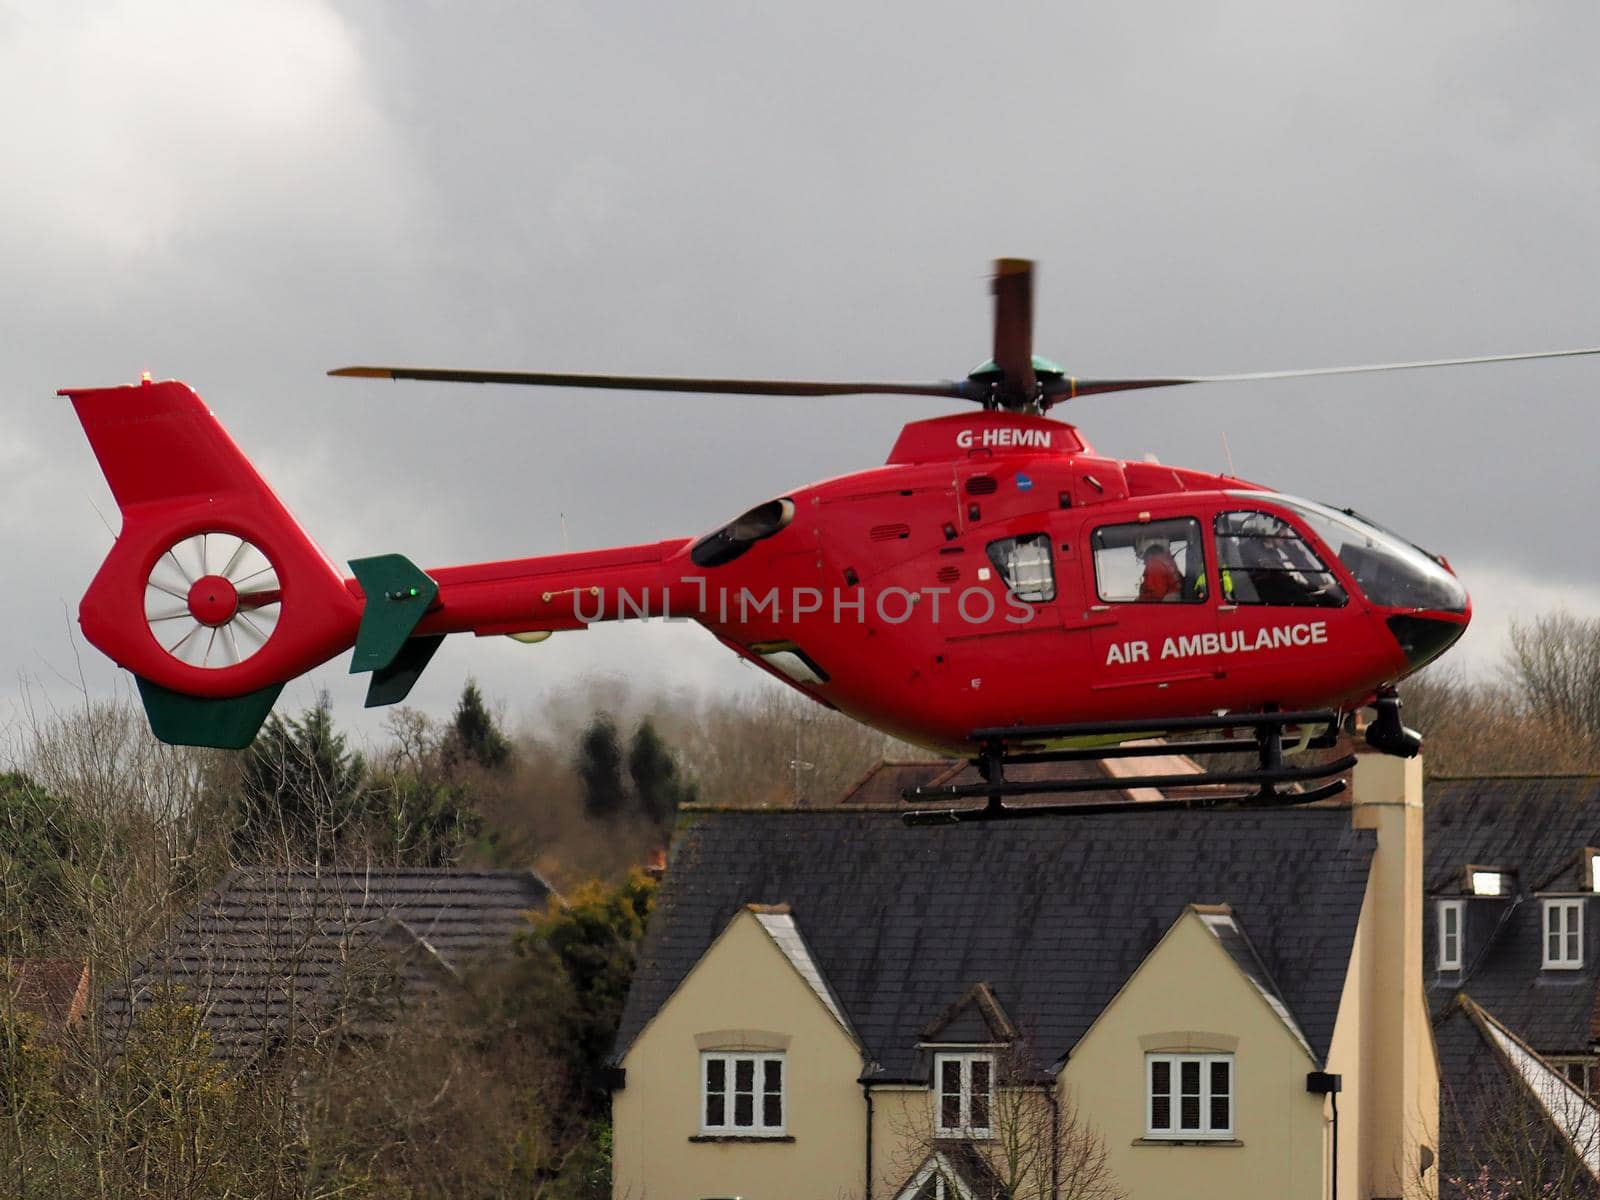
[1092,518,1207,604]
[1214,511,1347,608]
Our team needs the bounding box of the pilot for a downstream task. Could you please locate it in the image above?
[1138,537,1183,602]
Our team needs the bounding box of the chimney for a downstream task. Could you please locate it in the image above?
[1348,751,1438,1199]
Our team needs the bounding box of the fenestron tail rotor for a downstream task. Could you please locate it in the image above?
[330,258,1600,414]
[144,533,282,669]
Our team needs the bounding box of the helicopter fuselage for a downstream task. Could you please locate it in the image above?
[405,411,1470,752]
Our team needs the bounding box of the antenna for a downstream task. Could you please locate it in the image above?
[560,512,569,552]
[1221,432,1237,477]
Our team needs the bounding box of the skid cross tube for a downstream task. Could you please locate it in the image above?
[902,709,1351,826]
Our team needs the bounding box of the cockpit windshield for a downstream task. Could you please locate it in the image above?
[1230,493,1468,613]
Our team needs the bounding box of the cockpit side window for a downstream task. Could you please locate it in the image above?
[1214,511,1347,608]
[1092,517,1207,604]
[986,533,1056,602]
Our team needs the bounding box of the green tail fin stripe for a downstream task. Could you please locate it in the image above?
[349,554,440,674]
[135,677,284,749]
[364,634,445,708]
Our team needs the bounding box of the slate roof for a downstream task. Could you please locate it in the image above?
[1436,997,1600,1196]
[1197,906,1313,1058]
[105,868,552,1058]
[616,808,1373,1079]
[749,907,855,1039]
[1425,777,1600,1052]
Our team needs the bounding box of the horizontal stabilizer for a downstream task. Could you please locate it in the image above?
[349,554,439,674]
[364,634,445,708]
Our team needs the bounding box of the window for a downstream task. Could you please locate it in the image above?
[986,534,1055,602]
[1092,517,1207,603]
[1437,900,1464,971]
[1554,1057,1598,1096]
[1213,511,1346,608]
[1245,492,1468,614]
[749,640,829,685]
[1590,852,1600,893]
[933,1053,993,1138]
[1470,870,1505,897]
[1147,1053,1232,1140]
[1544,900,1584,970]
[701,1052,785,1136]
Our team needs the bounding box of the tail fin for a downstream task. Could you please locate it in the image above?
[62,378,362,747]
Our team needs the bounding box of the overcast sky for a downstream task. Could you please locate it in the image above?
[3,0,1597,745]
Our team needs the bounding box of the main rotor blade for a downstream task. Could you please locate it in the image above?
[991,258,1036,401]
[1058,346,1600,399]
[330,365,975,401]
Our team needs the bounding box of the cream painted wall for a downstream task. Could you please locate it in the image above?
[1063,909,1326,1200]
[1325,886,1367,1200]
[871,1081,1063,1199]
[614,910,868,1200]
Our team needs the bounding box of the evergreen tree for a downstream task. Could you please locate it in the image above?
[627,720,696,825]
[507,870,656,1117]
[441,679,513,772]
[235,693,365,860]
[575,716,627,820]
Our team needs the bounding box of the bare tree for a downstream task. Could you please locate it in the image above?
[891,1038,1123,1200]
[1506,612,1600,748]
[1439,1042,1600,1200]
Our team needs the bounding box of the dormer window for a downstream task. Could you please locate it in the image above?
[1544,900,1584,970]
[1588,850,1600,893]
[1470,870,1506,897]
[1437,900,1464,971]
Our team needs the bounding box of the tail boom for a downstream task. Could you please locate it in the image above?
[65,378,361,701]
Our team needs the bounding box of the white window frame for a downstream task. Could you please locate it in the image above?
[1146,1052,1234,1140]
[932,1052,994,1139]
[1544,899,1585,970]
[700,1051,786,1137]
[1437,900,1464,971]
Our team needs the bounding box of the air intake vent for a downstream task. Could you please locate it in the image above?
[966,475,998,495]
[870,523,911,542]
[936,565,960,584]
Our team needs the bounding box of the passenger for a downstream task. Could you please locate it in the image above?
[1138,539,1183,602]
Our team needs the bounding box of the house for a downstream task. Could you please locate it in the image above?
[612,754,1435,1199]
[104,868,552,1059]
[1425,775,1600,1191]
[836,751,1206,808]
[2,958,89,1034]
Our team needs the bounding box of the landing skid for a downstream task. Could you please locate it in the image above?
[902,710,1356,826]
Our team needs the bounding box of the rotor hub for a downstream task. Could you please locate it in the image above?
[186,575,239,627]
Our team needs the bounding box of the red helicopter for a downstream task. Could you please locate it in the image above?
[60,260,1598,817]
